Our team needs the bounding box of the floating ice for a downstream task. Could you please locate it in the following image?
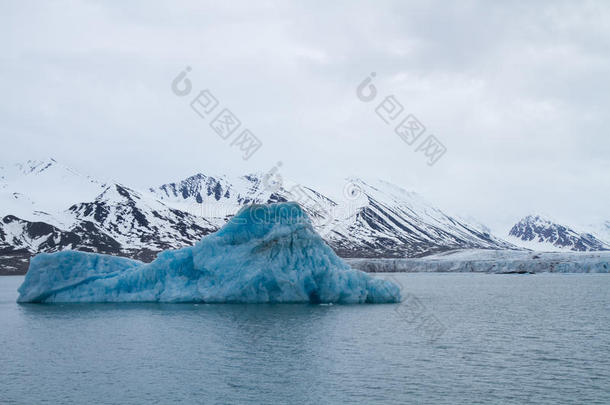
[17,203,401,303]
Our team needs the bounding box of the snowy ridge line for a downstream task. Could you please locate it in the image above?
[0,158,519,270]
[2,158,609,275]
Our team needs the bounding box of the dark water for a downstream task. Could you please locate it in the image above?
[1,273,609,404]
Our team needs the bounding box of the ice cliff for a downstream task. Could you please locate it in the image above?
[17,203,401,303]
[346,249,610,273]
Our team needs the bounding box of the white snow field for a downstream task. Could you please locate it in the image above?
[346,249,610,274]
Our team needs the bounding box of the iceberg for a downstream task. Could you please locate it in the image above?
[17,202,401,303]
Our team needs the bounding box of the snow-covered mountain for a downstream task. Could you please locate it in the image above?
[0,158,107,224]
[320,179,516,257]
[67,183,217,257]
[0,159,218,273]
[14,158,610,275]
[151,175,516,258]
[507,215,609,252]
[149,172,337,227]
[587,220,610,246]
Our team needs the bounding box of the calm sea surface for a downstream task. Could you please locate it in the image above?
[1,273,609,404]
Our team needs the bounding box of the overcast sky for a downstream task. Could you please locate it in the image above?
[1,0,609,232]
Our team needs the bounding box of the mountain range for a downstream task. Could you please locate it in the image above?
[0,158,608,274]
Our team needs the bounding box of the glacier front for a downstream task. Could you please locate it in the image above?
[17,203,401,304]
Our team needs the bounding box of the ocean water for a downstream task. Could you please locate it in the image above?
[1,273,609,404]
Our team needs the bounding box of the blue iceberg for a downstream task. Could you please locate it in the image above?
[17,203,401,303]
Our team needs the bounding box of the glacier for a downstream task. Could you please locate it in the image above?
[17,203,401,304]
[347,249,610,273]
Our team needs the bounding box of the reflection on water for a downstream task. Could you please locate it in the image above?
[1,274,610,404]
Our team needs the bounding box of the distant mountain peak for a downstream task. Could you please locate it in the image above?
[508,215,609,252]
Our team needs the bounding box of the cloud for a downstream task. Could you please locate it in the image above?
[1,0,608,232]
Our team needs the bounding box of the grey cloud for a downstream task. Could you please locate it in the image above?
[1,0,608,233]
